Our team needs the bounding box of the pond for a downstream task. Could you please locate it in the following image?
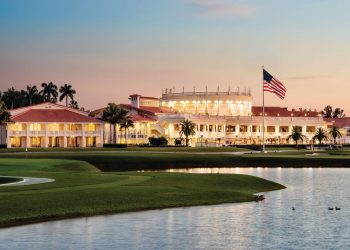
[1,168,350,250]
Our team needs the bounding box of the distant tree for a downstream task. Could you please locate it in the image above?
[313,127,328,145]
[179,119,196,147]
[69,100,79,109]
[102,103,128,144]
[25,85,39,106]
[322,105,345,118]
[0,101,10,124]
[333,108,345,118]
[59,84,76,107]
[40,82,58,103]
[120,116,134,146]
[322,105,333,118]
[287,126,306,148]
[329,126,342,144]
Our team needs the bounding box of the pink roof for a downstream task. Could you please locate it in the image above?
[120,104,175,115]
[130,114,156,122]
[324,118,350,128]
[11,109,103,123]
[252,106,320,117]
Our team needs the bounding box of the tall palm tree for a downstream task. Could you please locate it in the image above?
[329,126,342,144]
[40,82,58,103]
[102,103,128,144]
[120,116,134,146]
[25,85,39,105]
[287,126,306,148]
[313,127,328,145]
[59,84,76,107]
[179,119,196,147]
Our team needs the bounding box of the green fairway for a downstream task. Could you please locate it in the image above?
[1,149,350,170]
[0,158,284,228]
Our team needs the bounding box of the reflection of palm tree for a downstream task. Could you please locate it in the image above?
[120,117,134,146]
[59,84,76,107]
[313,127,328,145]
[179,120,196,147]
[287,126,306,148]
[329,126,342,144]
[40,82,58,103]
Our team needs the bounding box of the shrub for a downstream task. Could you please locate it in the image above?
[174,138,183,146]
[148,136,168,147]
[103,144,127,148]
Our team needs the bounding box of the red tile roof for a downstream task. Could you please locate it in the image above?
[120,104,175,115]
[252,106,320,117]
[11,109,103,123]
[130,114,156,122]
[324,118,350,128]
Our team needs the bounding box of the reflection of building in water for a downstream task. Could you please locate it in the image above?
[92,86,350,147]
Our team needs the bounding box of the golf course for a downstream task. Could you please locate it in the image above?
[2,147,350,228]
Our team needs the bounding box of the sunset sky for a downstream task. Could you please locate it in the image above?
[1,0,350,113]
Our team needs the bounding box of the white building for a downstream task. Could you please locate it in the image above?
[93,87,337,147]
[3,102,104,148]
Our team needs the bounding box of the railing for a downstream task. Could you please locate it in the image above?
[161,90,251,98]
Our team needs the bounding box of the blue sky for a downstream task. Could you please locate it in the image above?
[1,0,350,112]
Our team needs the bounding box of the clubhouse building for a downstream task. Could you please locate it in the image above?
[1,87,350,148]
[0,103,104,148]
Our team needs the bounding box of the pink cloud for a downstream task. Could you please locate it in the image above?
[188,0,257,17]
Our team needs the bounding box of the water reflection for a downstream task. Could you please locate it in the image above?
[1,168,350,250]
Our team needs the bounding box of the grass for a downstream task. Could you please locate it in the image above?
[0,146,251,153]
[0,158,285,228]
[1,149,350,170]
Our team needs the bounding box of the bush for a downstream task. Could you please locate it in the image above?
[174,138,183,146]
[103,144,127,148]
[148,136,168,147]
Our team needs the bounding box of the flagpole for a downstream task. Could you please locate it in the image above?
[262,66,265,152]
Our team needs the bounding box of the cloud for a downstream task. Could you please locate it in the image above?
[187,0,257,18]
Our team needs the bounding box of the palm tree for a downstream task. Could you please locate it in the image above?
[102,103,128,144]
[120,116,134,146]
[0,101,10,144]
[313,127,328,145]
[322,105,333,118]
[0,101,10,124]
[69,100,79,109]
[329,126,342,144]
[59,84,76,107]
[287,126,306,148]
[25,85,39,105]
[179,119,196,147]
[40,82,58,103]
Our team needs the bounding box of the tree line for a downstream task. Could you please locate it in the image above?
[0,82,78,110]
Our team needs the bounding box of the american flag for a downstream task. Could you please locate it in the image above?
[263,69,286,99]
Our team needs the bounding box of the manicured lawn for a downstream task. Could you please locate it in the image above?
[1,150,350,170]
[0,158,284,228]
[0,146,251,153]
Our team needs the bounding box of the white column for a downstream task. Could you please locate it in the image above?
[26,124,30,148]
[63,124,67,148]
[99,124,104,147]
[7,124,11,148]
[82,124,86,147]
[45,123,48,148]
